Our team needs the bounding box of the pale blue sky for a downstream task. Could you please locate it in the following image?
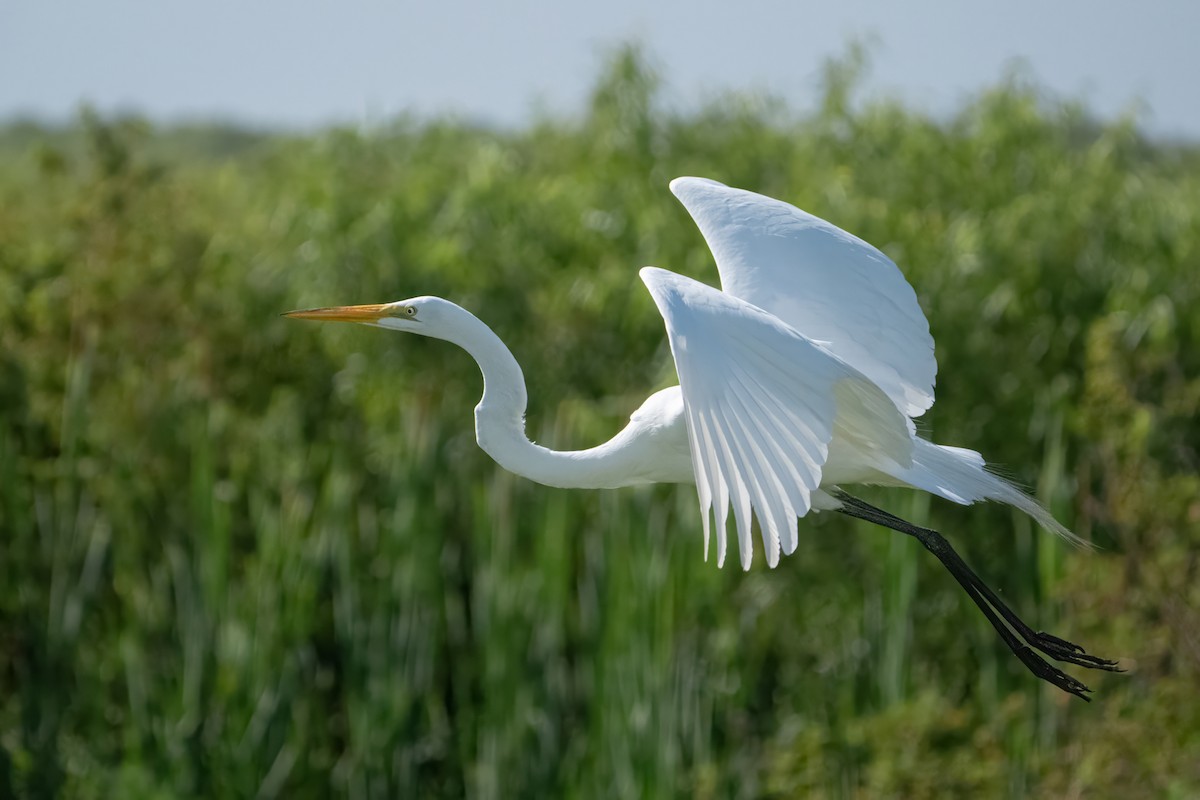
[3,1,1198,137]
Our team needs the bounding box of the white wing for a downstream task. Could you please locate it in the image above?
[670,177,937,418]
[640,267,910,570]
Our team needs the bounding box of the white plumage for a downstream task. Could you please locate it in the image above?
[286,175,1119,699]
[646,178,1079,569]
[669,177,936,418]
[640,266,907,568]
[289,176,1081,570]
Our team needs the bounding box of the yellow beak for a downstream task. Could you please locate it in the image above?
[283,304,390,323]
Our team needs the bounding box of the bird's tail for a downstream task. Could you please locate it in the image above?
[898,438,1088,548]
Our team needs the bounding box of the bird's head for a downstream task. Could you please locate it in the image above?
[284,296,458,339]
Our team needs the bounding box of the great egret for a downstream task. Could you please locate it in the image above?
[287,177,1119,699]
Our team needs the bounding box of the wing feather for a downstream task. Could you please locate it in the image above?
[713,402,791,567]
[727,365,824,495]
[670,177,937,419]
[723,368,804,555]
[692,411,729,565]
[641,266,910,569]
[705,409,756,570]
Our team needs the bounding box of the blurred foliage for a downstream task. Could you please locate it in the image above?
[1,45,1199,798]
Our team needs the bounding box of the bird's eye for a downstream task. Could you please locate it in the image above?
[404,306,417,318]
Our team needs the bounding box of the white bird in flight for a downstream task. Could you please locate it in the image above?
[287,177,1119,699]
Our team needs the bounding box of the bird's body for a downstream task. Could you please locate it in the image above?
[287,176,1119,699]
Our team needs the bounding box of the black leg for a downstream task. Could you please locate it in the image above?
[832,490,1121,701]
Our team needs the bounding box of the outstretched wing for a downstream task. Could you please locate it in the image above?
[670,177,937,418]
[640,267,910,570]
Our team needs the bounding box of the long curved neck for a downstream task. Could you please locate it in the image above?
[441,307,643,489]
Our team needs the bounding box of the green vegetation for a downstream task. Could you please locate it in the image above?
[2,48,1199,798]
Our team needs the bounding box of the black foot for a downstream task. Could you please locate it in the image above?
[832,490,1122,700]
